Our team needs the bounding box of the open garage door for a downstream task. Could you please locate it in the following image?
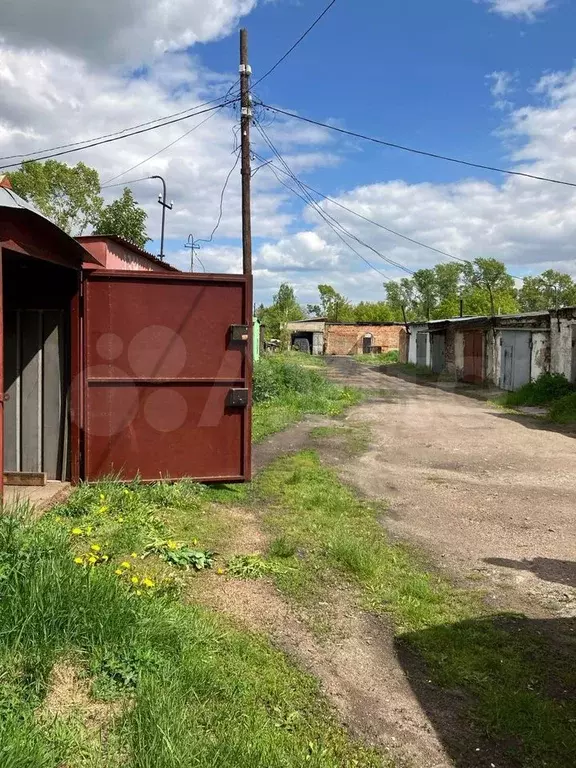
[81,271,252,483]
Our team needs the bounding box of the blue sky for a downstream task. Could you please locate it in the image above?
[2,0,576,305]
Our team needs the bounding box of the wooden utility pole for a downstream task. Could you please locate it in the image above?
[240,28,252,276]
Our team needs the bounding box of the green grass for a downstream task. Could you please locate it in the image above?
[0,495,384,768]
[253,355,361,442]
[254,452,576,767]
[310,425,371,455]
[354,350,399,365]
[548,391,576,423]
[500,373,575,408]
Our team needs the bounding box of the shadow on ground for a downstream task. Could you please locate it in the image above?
[485,557,576,588]
[396,615,576,768]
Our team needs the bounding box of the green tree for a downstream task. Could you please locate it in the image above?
[257,283,304,342]
[412,269,438,320]
[93,188,149,248]
[353,301,393,322]
[385,278,417,321]
[462,258,517,316]
[314,284,354,322]
[518,270,576,311]
[8,160,103,235]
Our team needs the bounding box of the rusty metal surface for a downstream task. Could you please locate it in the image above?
[82,271,251,482]
[463,330,483,384]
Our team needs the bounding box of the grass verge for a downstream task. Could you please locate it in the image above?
[0,485,383,767]
[253,355,361,442]
[354,350,399,366]
[255,452,576,768]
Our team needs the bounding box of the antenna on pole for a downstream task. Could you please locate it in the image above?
[185,234,200,272]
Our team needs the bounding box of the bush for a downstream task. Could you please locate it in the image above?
[503,373,575,407]
[548,392,576,423]
[253,356,333,404]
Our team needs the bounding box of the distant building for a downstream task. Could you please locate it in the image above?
[286,319,404,356]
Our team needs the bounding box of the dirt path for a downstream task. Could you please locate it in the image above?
[325,357,576,616]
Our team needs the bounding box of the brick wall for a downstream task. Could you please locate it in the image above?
[325,324,403,355]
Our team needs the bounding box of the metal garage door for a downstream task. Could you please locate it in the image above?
[81,271,252,483]
[430,333,446,373]
[416,332,428,367]
[500,331,531,391]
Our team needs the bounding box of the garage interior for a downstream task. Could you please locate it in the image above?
[3,250,77,483]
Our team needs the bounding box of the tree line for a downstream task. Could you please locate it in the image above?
[258,258,576,339]
[7,160,150,248]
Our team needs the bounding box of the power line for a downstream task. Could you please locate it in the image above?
[255,121,415,275]
[254,123,403,278]
[197,149,242,245]
[101,109,220,187]
[259,103,576,189]
[100,176,152,190]
[253,0,339,88]
[0,101,237,171]
[0,94,234,163]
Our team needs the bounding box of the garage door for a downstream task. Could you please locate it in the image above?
[500,331,531,391]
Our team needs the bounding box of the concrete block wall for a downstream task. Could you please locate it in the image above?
[325,324,403,356]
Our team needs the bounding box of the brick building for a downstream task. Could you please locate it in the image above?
[324,322,404,356]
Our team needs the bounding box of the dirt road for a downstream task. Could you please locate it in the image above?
[326,358,576,616]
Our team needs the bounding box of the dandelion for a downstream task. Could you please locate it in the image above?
[131,552,139,559]
[130,576,139,585]
[192,538,198,545]
[74,557,84,565]
[142,577,155,588]
[216,568,225,576]
[117,517,124,523]
[120,562,131,569]
[90,544,101,552]
[114,569,123,576]
[88,556,97,565]
[167,540,178,550]
[98,505,108,514]
[99,493,105,502]
[71,527,83,535]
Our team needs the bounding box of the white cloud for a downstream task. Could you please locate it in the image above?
[482,0,552,20]
[486,70,517,109]
[1,0,258,66]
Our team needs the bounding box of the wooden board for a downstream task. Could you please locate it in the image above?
[4,471,47,487]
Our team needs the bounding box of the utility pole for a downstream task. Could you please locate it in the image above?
[239,28,252,276]
[185,234,200,272]
[151,175,173,260]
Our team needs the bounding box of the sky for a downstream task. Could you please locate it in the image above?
[1,0,576,307]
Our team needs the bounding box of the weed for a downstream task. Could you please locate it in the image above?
[253,355,361,441]
[227,553,285,579]
[502,373,575,407]
[269,536,298,559]
[548,391,576,423]
[354,350,399,365]
[143,538,215,571]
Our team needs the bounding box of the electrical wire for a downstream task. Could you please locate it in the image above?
[100,109,220,187]
[196,149,241,245]
[258,103,576,189]
[0,94,235,163]
[253,123,402,277]
[0,101,237,171]
[100,176,152,190]
[252,0,339,88]
[255,121,415,274]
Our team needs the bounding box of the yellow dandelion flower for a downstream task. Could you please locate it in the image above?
[216,568,225,576]
[114,569,123,575]
[99,493,105,502]
[71,527,83,535]
[88,556,97,565]
[192,538,198,545]
[74,557,84,565]
[120,562,131,569]
[131,552,138,559]
[130,576,139,585]
[123,489,130,495]
[142,578,155,588]
[167,540,178,550]
[98,505,108,514]
[117,517,124,523]
[90,544,101,552]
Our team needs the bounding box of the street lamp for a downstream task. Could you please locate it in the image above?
[150,175,173,260]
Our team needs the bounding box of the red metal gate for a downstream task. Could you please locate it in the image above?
[463,330,483,384]
[81,271,251,483]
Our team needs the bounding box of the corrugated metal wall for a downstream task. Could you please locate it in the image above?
[4,310,68,479]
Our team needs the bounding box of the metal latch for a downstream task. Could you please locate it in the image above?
[227,388,249,408]
[230,324,249,343]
